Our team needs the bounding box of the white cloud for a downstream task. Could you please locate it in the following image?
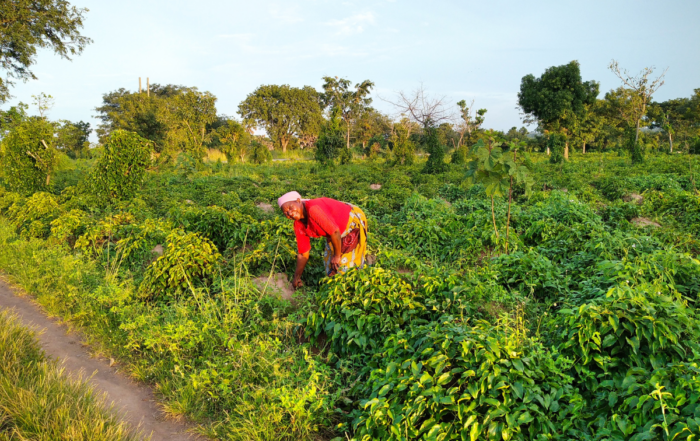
[326,12,375,35]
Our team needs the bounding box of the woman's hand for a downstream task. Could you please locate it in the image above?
[330,254,341,273]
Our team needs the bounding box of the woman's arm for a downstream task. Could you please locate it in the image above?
[328,230,342,271]
[292,250,310,289]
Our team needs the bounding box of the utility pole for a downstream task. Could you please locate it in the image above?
[147,77,150,97]
[139,77,142,93]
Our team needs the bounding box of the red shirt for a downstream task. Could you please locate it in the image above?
[294,198,351,254]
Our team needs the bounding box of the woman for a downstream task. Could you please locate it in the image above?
[278,191,368,289]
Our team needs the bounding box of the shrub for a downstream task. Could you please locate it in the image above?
[315,115,345,166]
[249,140,272,164]
[421,125,447,174]
[1,117,56,194]
[7,192,61,238]
[91,130,152,201]
[307,267,424,358]
[352,320,579,440]
[547,133,566,164]
[139,230,221,301]
[554,284,700,439]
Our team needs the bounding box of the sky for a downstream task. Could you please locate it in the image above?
[3,0,699,141]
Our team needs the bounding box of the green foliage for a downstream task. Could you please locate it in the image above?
[554,284,700,438]
[547,133,566,164]
[518,60,599,134]
[91,130,152,201]
[7,191,60,238]
[140,230,221,301]
[625,128,645,163]
[421,125,447,174]
[315,114,345,166]
[0,0,91,103]
[214,118,250,162]
[352,320,577,441]
[1,117,56,193]
[249,140,272,164]
[307,267,424,358]
[55,120,91,158]
[389,122,415,166]
[238,84,322,152]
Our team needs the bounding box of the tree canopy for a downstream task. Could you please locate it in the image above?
[321,77,374,149]
[238,84,322,153]
[518,61,599,142]
[0,0,92,102]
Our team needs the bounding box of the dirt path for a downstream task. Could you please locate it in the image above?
[0,279,201,441]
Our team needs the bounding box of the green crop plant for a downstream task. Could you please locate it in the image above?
[307,267,425,359]
[351,320,578,441]
[140,230,221,301]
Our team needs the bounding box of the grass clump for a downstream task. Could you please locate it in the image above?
[0,310,141,441]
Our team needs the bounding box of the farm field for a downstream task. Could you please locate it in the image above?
[0,151,699,440]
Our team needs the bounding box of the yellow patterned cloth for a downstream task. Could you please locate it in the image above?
[323,204,368,276]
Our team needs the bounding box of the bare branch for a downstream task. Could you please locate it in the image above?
[381,84,453,126]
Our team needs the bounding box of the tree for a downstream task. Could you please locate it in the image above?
[0,0,91,102]
[1,117,56,193]
[55,120,91,158]
[386,85,452,174]
[0,103,28,137]
[455,99,487,147]
[466,139,533,249]
[238,84,322,153]
[608,60,667,146]
[321,76,374,149]
[315,111,345,166]
[213,118,250,163]
[518,61,599,160]
[352,108,391,149]
[31,92,54,118]
[159,89,217,158]
[547,133,566,164]
[94,84,190,151]
[388,119,415,165]
[570,101,605,154]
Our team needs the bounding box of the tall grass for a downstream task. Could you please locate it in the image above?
[0,310,142,441]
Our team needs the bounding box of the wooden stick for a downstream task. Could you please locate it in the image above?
[147,77,150,97]
[139,77,142,93]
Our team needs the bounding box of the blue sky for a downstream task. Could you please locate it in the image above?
[3,0,699,139]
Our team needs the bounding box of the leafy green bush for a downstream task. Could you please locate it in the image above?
[315,115,345,165]
[352,320,578,441]
[140,230,221,301]
[554,284,700,439]
[250,140,272,164]
[91,130,152,201]
[1,117,56,194]
[7,191,61,238]
[547,133,566,164]
[421,125,447,174]
[307,267,424,358]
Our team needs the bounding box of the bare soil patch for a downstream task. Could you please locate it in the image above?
[624,193,644,205]
[631,217,660,228]
[252,273,294,301]
[0,278,200,441]
[256,202,275,214]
